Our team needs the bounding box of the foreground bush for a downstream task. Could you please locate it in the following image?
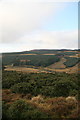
[3,71,79,98]
[2,99,50,120]
[45,97,78,118]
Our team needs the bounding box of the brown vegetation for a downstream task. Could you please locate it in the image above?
[5,67,40,73]
[48,57,66,69]
[4,63,79,74]
[2,89,79,118]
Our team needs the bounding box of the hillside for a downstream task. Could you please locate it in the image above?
[2,51,80,119]
[48,57,67,69]
[2,71,80,119]
[2,49,80,73]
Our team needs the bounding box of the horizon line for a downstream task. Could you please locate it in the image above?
[1,48,79,54]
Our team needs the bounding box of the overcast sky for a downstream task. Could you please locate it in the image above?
[0,0,78,53]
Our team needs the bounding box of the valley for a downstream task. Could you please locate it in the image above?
[2,49,80,119]
[2,49,80,74]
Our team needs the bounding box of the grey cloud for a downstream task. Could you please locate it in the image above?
[1,1,58,43]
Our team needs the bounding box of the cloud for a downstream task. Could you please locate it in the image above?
[0,0,62,43]
[16,30,78,49]
[0,30,77,52]
[0,0,78,3]
[0,0,78,52]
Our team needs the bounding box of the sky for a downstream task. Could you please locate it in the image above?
[0,0,78,53]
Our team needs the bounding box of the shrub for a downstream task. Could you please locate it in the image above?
[7,99,49,120]
[45,97,78,118]
[11,82,34,94]
[31,95,44,103]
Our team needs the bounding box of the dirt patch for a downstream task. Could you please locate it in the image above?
[42,54,55,55]
[69,54,79,58]
[5,67,40,73]
[47,63,79,74]
[48,57,66,69]
[4,61,79,74]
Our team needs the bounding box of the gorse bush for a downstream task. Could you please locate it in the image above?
[2,99,50,120]
[2,71,79,98]
[2,97,79,119]
[2,71,21,88]
[2,71,80,119]
[45,97,78,118]
[11,82,34,94]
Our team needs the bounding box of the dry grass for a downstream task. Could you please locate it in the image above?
[19,54,56,55]
[2,89,79,118]
[48,57,66,69]
[69,54,79,58]
[2,89,21,103]
[5,63,79,74]
[54,64,78,73]
[42,54,55,55]
[5,67,40,73]
[63,51,77,52]
[46,62,79,74]
[4,58,79,74]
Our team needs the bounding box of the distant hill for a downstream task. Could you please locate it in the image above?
[2,49,80,73]
[2,49,79,55]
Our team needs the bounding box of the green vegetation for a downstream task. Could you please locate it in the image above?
[2,71,80,119]
[13,55,60,67]
[64,57,79,67]
[2,50,79,68]
[2,49,80,119]
[2,54,60,67]
[2,99,50,120]
[3,71,79,98]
